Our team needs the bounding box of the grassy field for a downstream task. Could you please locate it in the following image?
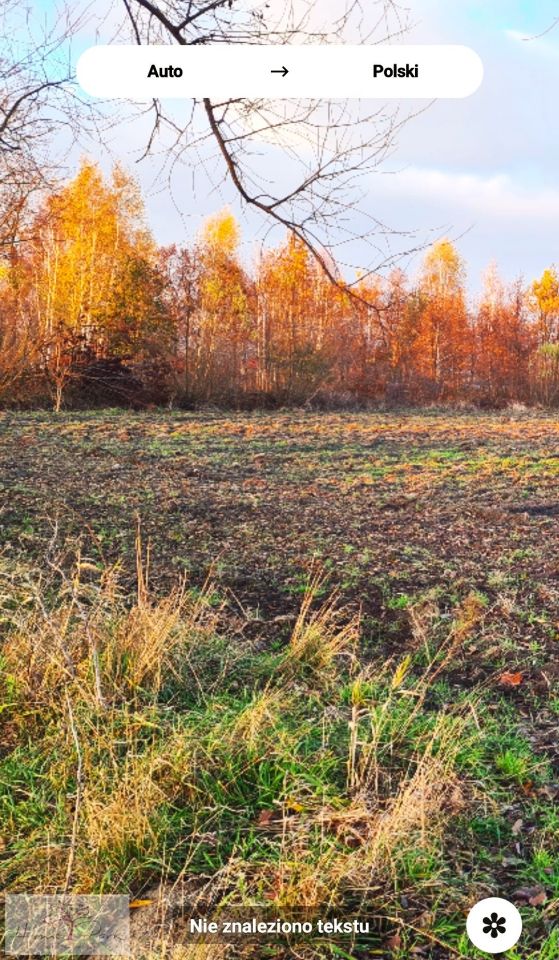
[1,409,559,958]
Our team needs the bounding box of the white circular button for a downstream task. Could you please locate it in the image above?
[466,897,522,954]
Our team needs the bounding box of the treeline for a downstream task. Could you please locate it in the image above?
[2,160,559,410]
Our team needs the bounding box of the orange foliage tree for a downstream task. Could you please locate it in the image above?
[2,162,559,409]
[3,161,169,408]
[415,241,470,400]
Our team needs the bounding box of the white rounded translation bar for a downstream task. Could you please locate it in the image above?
[77,44,483,100]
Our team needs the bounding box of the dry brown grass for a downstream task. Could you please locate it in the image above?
[2,555,219,717]
[285,571,359,679]
[0,548,481,955]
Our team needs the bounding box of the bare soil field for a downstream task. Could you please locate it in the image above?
[1,409,558,958]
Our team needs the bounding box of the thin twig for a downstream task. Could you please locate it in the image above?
[64,691,84,893]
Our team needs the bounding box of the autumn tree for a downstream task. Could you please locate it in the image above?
[0,258,38,401]
[256,235,338,400]
[416,241,470,399]
[474,265,532,405]
[377,270,420,401]
[159,244,201,401]
[530,267,559,344]
[194,210,253,400]
[14,161,168,408]
[3,160,559,410]
[530,267,559,402]
[0,0,91,255]
[0,0,89,402]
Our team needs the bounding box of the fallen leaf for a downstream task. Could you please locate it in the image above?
[530,890,547,907]
[512,884,547,906]
[242,477,266,490]
[499,671,524,687]
[256,809,276,826]
[129,899,153,909]
[511,818,523,835]
[385,933,402,951]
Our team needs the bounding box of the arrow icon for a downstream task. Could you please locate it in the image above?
[271,66,289,77]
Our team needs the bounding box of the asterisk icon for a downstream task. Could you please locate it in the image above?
[483,912,506,939]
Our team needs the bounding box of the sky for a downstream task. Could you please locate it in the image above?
[20,0,559,293]
[371,0,559,292]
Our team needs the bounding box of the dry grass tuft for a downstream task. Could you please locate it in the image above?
[285,572,359,678]
[0,546,484,953]
[2,563,218,719]
[230,687,290,752]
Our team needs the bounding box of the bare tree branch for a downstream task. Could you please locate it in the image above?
[523,15,559,41]
[0,0,96,250]
[113,0,421,300]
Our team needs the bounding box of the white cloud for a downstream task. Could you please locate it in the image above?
[374,166,559,222]
[504,26,559,57]
[505,29,528,43]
